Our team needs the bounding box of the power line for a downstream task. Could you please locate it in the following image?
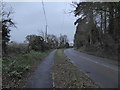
[61,2,67,32]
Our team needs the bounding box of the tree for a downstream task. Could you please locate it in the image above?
[47,34,58,49]
[1,3,16,56]
[65,42,69,48]
[73,2,120,50]
[58,34,69,48]
[26,35,44,52]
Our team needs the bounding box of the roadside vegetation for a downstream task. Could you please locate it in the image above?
[73,2,120,61]
[0,58,1,89]
[2,50,51,88]
[2,41,51,88]
[78,46,118,61]
[1,3,70,88]
[53,49,99,88]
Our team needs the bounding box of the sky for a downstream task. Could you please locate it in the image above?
[5,1,78,43]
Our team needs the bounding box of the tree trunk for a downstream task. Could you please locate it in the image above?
[108,3,114,36]
[99,10,103,47]
[104,9,107,34]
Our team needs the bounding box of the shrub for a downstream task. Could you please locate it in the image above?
[7,42,28,55]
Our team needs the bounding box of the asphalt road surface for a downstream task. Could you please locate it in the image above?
[25,50,56,88]
[64,48,119,88]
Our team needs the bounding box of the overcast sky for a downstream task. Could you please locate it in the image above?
[6,2,77,43]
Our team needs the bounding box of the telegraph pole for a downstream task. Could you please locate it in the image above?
[42,0,48,42]
[45,25,47,42]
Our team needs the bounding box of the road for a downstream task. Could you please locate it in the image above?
[24,50,56,88]
[64,48,119,88]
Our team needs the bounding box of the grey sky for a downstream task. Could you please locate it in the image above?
[6,2,77,43]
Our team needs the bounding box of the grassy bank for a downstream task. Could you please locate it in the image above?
[53,49,99,88]
[0,58,2,89]
[78,46,118,61]
[2,50,51,88]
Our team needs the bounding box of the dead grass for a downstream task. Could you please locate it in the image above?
[52,49,99,88]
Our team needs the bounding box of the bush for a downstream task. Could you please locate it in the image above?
[7,42,28,55]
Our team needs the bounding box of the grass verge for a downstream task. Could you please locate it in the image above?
[0,58,2,89]
[78,46,118,61]
[52,49,99,88]
[2,50,51,88]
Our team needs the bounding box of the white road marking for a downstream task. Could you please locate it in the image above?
[66,49,118,72]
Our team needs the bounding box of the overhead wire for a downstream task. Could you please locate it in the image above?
[61,2,67,33]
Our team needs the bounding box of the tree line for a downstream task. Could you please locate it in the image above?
[73,2,120,55]
[25,34,69,52]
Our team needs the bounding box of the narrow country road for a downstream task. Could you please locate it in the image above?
[24,50,56,88]
[64,48,119,88]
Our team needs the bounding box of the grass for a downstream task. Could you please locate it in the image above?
[78,46,118,61]
[0,58,2,89]
[52,49,99,88]
[2,50,51,88]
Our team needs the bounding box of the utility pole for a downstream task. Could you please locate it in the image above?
[45,25,47,42]
[42,0,48,42]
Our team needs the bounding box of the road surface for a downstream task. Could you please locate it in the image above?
[64,48,119,88]
[24,50,56,88]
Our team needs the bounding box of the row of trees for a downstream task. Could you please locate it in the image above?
[25,34,69,52]
[73,2,120,54]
